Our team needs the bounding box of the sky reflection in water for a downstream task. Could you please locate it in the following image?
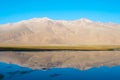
[0,62,120,80]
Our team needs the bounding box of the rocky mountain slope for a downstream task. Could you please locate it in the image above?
[0,17,120,45]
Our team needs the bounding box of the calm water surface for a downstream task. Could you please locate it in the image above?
[0,62,120,80]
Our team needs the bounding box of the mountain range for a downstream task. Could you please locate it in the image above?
[0,17,120,45]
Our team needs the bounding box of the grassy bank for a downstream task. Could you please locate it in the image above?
[0,45,120,51]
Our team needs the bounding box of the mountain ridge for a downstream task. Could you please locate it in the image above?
[0,17,120,45]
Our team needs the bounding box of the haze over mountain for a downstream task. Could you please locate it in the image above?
[0,17,120,45]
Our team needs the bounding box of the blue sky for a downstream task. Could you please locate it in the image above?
[0,0,120,24]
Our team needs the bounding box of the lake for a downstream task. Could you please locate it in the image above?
[0,62,120,80]
[0,51,120,80]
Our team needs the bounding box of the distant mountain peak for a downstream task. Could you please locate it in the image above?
[41,17,51,20]
[29,17,52,22]
[78,18,92,23]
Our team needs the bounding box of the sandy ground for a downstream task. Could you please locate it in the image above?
[0,51,120,70]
